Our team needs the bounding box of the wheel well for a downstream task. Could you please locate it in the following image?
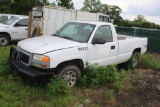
[133,48,141,54]
[0,32,11,40]
[56,59,84,72]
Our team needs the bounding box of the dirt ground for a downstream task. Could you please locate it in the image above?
[79,69,160,107]
[116,69,160,107]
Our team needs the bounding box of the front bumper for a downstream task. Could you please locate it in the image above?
[10,47,54,83]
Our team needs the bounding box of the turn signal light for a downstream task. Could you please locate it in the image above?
[42,56,50,62]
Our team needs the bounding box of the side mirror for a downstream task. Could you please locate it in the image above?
[92,37,105,45]
[14,23,20,27]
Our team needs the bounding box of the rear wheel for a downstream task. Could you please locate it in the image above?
[0,34,10,46]
[58,65,81,87]
[118,52,140,70]
[131,52,140,69]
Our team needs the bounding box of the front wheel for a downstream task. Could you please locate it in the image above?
[0,35,10,46]
[58,65,81,87]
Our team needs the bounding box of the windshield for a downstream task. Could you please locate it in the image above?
[3,18,19,25]
[54,22,96,43]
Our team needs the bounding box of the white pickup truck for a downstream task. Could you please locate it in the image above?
[0,16,28,46]
[10,21,148,86]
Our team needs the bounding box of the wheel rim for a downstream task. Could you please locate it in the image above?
[133,55,138,67]
[62,71,77,87]
[0,37,7,45]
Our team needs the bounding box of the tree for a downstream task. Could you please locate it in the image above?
[100,4,109,14]
[81,0,102,13]
[0,0,50,15]
[81,1,122,25]
[0,0,12,13]
[107,5,123,25]
[134,15,147,22]
[57,0,74,9]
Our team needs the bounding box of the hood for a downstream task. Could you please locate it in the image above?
[18,35,81,54]
[0,23,9,27]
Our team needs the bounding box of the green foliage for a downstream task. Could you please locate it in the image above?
[107,5,123,25]
[81,0,122,25]
[139,54,160,70]
[120,15,160,29]
[81,0,102,13]
[57,0,74,9]
[134,15,147,22]
[0,46,12,76]
[77,63,131,92]
[77,64,119,87]
[0,0,50,15]
[46,76,71,97]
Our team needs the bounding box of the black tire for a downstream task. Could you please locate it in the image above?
[131,52,140,69]
[0,34,10,46]
[58,65,81,87]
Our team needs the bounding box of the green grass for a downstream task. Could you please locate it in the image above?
[139,54,160,70]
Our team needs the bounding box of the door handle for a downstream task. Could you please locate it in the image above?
[111,46,115,49]
[25,28,28,30]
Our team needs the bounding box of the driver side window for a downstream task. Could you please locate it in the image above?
[15,18,28,27]
[94,25,113,43]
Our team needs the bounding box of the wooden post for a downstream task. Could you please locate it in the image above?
[28,11,32,38]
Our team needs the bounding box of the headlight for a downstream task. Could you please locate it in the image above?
[33,54,50,63]
[32,54,50,68]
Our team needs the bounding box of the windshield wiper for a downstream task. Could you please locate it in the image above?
[52,34,74,41]
[62,36,73,40]
[52,34,59,36]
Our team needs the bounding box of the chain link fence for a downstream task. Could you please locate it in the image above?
[116,26,160,54]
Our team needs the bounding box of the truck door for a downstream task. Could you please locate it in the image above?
[12,18,28,40]
[88,25,118,66]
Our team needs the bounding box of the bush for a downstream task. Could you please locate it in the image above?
[46,76,71,97]
[139,54,160,70]
[77,64,121,87]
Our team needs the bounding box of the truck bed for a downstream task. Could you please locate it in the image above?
[117,34,139,40]
[116,34,147,64]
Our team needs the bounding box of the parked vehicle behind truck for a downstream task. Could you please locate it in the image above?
[10,21,148,86]
[0,14,25,23]
[0,16,28,46]
[28,6,110,37]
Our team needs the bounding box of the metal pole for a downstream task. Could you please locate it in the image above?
[134,28,136,36]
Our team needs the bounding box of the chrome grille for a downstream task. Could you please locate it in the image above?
[20,52,29,64]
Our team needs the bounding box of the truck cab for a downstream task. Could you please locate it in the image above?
[0,14,26,23]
